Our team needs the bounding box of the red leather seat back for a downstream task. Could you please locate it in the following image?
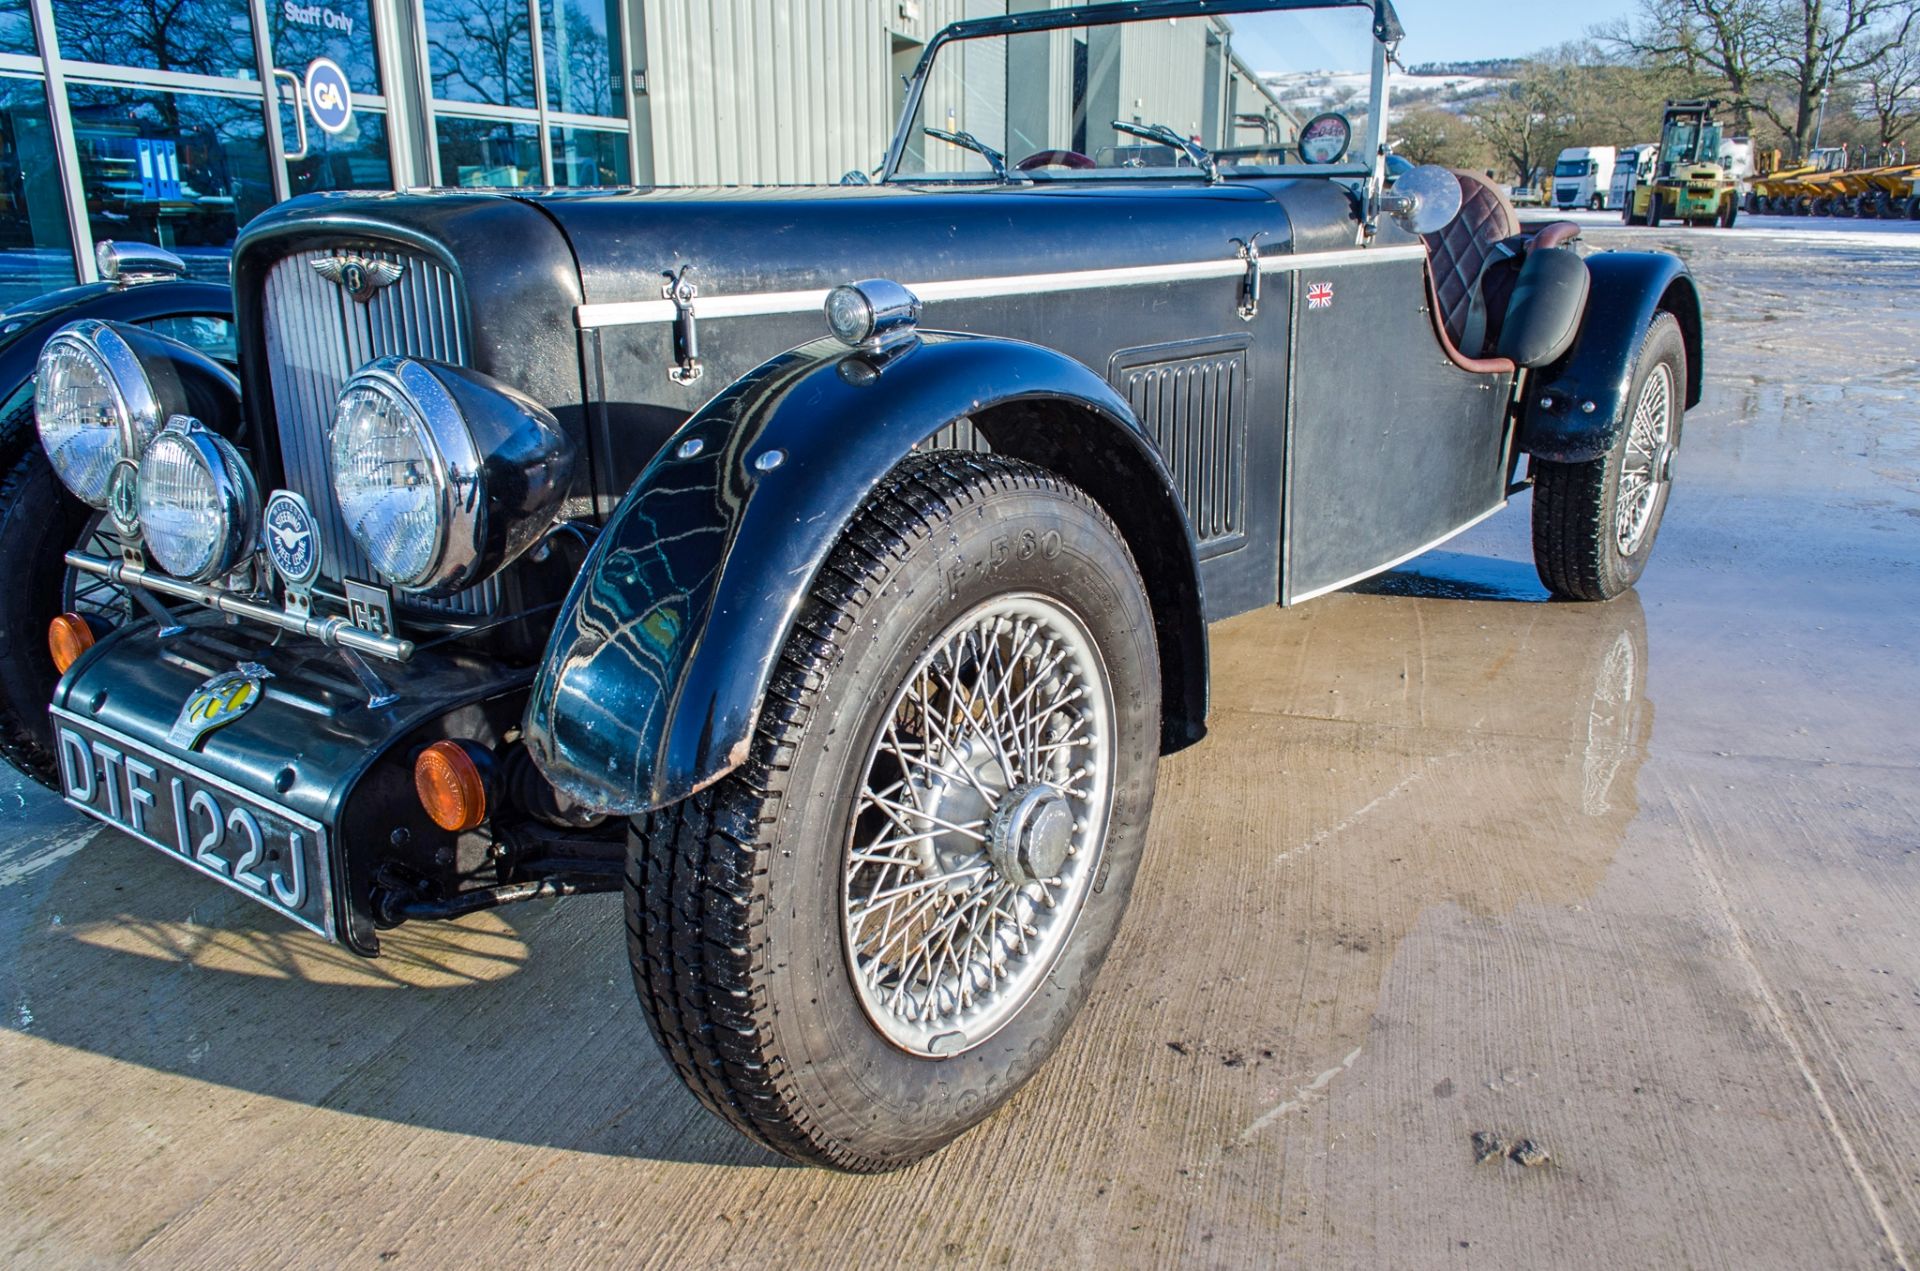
[1421,171,1522,353]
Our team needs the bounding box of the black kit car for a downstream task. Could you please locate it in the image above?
[6,0,1701,1170]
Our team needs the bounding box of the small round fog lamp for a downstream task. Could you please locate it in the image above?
[823,279,922,352]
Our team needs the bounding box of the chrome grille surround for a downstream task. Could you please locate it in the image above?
[261,245,500,616]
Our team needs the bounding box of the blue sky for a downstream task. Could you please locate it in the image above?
[1389,0,1641,63]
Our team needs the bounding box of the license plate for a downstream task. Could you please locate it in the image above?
[52,710,336,939]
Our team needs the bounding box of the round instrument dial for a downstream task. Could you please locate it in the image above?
[1298,113,1353,165]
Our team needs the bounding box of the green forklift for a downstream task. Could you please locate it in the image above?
[1625,99,1741,228]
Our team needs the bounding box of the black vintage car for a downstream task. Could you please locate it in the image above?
[7,0,1700,1171]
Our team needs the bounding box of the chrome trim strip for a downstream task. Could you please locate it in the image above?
[1286,500,1507,605]
[573,244,1431,330]
[63,550,416,661]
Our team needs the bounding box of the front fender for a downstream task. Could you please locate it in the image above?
[524,332,1205,815]
[0,279,233,415]
[1517,252,1703,463]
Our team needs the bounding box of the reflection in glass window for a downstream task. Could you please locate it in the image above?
[0,78,77,307]
[425,0,534,109]
[66,85,274,276]
[550,123,626,186]
[0,0,34,56]
[141,314,236,363]
[270,0,381,92]
[436,117,538,186]
[51,0,256,80]
[285,107,392,194]
[541,0,621,120]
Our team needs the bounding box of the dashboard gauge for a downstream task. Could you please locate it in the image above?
[1298,113,1353,165]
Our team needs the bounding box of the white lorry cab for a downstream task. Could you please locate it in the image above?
[1554,146,1619,210]
[1610,144,1658,211]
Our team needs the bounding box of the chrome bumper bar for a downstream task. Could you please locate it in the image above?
[64,551,415,662]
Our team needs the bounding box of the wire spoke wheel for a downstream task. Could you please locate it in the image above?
[60,511,131,621]
[843,593,1115,1058]
[1615,361,1673,556]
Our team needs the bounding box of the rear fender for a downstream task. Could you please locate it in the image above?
[524,332,1208,815]
[1517,252,1703,463]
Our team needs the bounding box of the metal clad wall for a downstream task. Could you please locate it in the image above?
[643,0,1020,185]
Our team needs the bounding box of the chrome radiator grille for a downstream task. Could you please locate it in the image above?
[261,246,499,615]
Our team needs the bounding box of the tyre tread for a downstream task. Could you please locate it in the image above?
[626,450,1110,1172]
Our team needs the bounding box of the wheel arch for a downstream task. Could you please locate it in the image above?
[1516,252,1703,464]
[523,333,1209,816]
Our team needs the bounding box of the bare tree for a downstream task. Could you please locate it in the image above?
[1392,105,1492,170]
[1753,0,1920,157]
[1467,70,1568,185]
[1600,0,1771,134]
[1860,27,1920,148]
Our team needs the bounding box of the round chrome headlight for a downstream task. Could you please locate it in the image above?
[34,320,163,507]
[329,357,574,597]
[137,419,260,583]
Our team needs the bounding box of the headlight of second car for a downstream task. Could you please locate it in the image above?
[137,418,260,583]
[34,319,162,507]
[329,357,575,598]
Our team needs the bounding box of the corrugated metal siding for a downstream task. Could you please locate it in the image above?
[642,0,1035,185]
[261,247,500,616]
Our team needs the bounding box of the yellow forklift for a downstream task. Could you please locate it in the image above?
[1626,99,1741,227]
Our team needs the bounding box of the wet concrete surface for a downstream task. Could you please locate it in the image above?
[3,222,1918,1267]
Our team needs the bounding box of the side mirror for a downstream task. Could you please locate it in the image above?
[1383,165,1463,236]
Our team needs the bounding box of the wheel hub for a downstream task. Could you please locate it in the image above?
[989,782,1074,885]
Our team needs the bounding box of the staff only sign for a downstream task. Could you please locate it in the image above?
[304,56,353,135]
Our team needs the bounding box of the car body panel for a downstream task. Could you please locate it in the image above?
[0,278,233,419]
[1518,252,1703,464]
[523,332,1209,815]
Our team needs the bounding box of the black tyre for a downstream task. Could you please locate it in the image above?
[0,435,121,785]
[628,451,1161,1171]
[1531,313,1686,602]
[1645,193,1663,228]
[1722,200,1738,229]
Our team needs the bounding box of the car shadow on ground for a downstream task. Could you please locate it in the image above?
[0,549,1644,1170]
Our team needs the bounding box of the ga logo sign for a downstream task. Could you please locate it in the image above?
[305,57,353,135]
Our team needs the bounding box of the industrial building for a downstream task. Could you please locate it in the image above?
[0,0,1017,306]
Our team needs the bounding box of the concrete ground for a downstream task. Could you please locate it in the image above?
[3,221,1918,1269]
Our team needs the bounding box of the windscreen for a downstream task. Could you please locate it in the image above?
[890,7,1379,181]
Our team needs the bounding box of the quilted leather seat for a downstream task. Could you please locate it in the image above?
[1421,171,1521,363]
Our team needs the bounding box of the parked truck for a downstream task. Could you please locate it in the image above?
[1554,146,1618,211]
[1610,144,1658,212]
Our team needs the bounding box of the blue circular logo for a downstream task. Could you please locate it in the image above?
[263,490,321,589]
[304,57,353,136]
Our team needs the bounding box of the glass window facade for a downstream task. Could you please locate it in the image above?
[0,0,647,293]
[426,0,535,109]
[550,121,625,185]
[541,0,621,120]
[0,77,76,307]
[66,84,273,274]
[0,0,34,56]
[436,116,538,186]
[51,0,258,79]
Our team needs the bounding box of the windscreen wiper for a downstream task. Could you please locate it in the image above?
[925,127,1014,182]
[1111,120,1220,184]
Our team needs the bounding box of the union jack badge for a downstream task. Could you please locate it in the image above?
[1307,282,1335,310]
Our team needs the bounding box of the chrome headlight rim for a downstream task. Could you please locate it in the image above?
[34,318,165,508]
[135,416,261,584]
[330,357,485,596]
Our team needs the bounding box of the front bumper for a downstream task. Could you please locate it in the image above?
[53,614,533,954]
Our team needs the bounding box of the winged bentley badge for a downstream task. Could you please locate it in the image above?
[312,254,405,303]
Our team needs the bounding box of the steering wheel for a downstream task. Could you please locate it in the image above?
[1016,149,1097,172]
